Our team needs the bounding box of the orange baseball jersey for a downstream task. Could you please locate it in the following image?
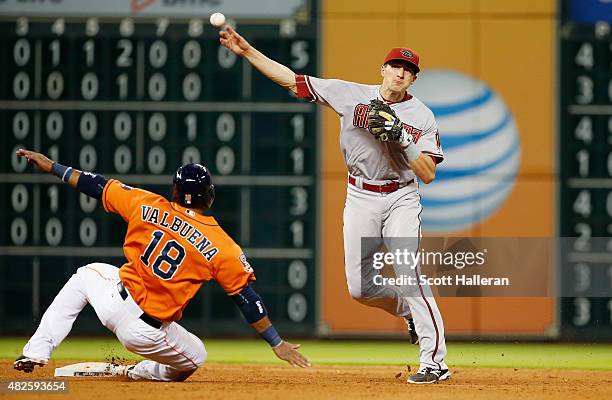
[101,179,255,321]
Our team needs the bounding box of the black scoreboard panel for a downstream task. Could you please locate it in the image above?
[0,13,318,336]
[560,0,612,339]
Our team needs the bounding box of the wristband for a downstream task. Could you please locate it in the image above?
[260,325,282,347]
[51,162,73,183]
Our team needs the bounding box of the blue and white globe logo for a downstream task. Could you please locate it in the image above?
[410,70,521,233]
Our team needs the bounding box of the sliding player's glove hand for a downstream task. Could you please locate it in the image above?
[366,99,403,142]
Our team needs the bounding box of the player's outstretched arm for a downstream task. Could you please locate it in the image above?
[219,26,297,94]
[16,148,109,198]
[232,285,311,368]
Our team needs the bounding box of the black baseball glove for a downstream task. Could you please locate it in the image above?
[366,99,403,142]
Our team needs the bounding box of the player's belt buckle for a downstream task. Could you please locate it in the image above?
[378,182,399,193]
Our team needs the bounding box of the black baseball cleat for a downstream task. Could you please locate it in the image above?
[407,318,419,345]
[14,356,46,373]
[438,369,451,381]
[407,367,451,384]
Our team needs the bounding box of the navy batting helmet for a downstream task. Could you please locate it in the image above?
[172,163,215,209]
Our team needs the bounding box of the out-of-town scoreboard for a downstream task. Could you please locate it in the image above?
[0,0,319,335]
[560,0,612,339]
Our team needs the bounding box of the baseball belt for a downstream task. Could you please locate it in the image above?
[117,282,163,329]
[349,176,414,193]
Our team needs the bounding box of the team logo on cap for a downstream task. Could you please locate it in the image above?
[400,49,413,59]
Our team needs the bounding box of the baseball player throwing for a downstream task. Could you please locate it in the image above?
[220,27,448,384]
[13,149,310,381]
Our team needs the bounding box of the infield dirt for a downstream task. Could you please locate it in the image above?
[1,361,611,399]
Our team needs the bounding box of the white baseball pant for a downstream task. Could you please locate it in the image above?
[21,262,206,381]
[343,180,448,371]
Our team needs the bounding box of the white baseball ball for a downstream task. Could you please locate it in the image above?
[209,12,226,28]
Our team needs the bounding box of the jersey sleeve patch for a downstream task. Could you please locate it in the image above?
[214,248,256,296]
[239,253,254,273]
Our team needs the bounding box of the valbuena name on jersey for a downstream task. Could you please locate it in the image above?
[140,205,219,261]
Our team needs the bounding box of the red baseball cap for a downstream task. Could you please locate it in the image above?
[383,47,420,73]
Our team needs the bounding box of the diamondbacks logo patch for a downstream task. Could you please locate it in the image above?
[400,50,413,59]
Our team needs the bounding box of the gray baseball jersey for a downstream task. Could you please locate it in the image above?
[296,75,444,182]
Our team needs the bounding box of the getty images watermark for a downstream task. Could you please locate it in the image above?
[370,247,511,287]
[361,237,558,297]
